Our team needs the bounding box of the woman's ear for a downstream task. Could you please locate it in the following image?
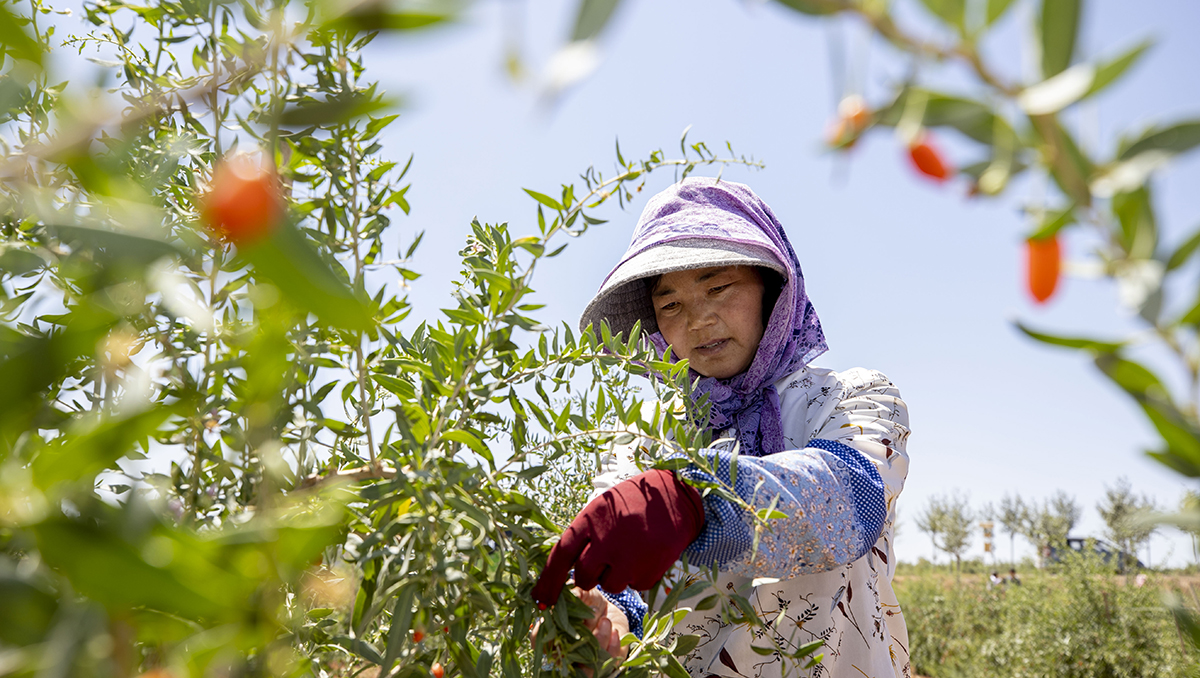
[759,268,784,325]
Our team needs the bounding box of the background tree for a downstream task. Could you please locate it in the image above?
[915,497,944,564]
[1047,490,1082,543]
[1182,490,1200,565]
[1020,491,1078,566]
[918,492,974,572]
[998,493,1030,566]
[1098,477,1156,571]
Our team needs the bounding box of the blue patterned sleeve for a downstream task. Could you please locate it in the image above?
[677,439,886,578]
[598,586,647,639]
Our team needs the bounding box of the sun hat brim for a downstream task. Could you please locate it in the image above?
[579,238,786,338]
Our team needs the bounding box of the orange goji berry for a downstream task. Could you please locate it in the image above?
[431,662,445,678]
[907,134,951,182]
[200,153,284,245]
[1025,235,1061,304]
[412,629,424,643]
[838,94,870,132]
[825,117,855,149]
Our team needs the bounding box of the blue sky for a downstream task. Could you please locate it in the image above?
[358,0,1200,567]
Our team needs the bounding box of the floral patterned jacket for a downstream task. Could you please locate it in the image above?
[594,366,911,678]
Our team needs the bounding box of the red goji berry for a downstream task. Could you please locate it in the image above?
[907,134,951,182]
[200,153,284,245]
[1025,235,1061,304]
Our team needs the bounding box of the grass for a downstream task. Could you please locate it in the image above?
[894,552,1199,678]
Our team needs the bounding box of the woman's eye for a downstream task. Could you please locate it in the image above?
[660,301,678,311]
[710,284,730,294]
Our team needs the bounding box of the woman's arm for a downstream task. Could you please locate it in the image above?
[681,369,910,579]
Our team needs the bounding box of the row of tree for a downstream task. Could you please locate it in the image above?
[915,478,1164,571]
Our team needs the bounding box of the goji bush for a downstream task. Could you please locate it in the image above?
[0,2,802,676]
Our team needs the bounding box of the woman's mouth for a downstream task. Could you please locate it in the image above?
[694,338,728,355]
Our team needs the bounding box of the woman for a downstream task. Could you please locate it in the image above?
[532,178,911,678]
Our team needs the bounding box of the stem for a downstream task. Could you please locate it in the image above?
[211,0,221,156]
[339,35,377,468]
[855,5,1019,97]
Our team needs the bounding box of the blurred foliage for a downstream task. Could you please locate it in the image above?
[895,551,1198,677]
[0,0,788,676]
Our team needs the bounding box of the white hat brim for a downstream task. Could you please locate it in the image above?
[579,238,785,338]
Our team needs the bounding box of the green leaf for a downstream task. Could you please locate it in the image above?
[773,0,844,15]
[1014,322,1124,353]
[1030,114,1093,205]
[876,90,1014,146]
[1111,186,1156,259]
[917,0,965,29]
[380,584,416,675]
[523,189,563,212]
[0,3,43,66]
[1166,223,1200,271]
[53,223,181,265]
[661,654,691,678]
[280,93,395,127]
[0,248,44,276]
[1094,353,1170,403]
[1084,40,1152,99]
[986,0,1018,25]
[0,576,57,645]
[673,634,701,656]
[0,306,115,435]
[32,407,177,491]
[323,6,451,33]
[1026,206,1075,240]
[1119,120,1200,161]
[441,429,494,464]
[243,221,372,331]
[373,374,415,400]
[1040,0,1082,78]
[33,516,234,621]
[570,0,622,42]
[1167,595,1200,650]
[1148,450,1200,478]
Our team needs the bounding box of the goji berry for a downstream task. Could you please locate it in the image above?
[838,94,870,132]
[200,153,284,245]
[907,134,952,182]
[431,662,445,678]
[1026,235,1061,304]
[412,629,424,643]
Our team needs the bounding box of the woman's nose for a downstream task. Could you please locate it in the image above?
[686,305,716,331]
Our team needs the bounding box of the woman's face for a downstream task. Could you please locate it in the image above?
[651,265,766,379]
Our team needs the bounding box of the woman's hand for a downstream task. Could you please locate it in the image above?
[530,587,631,670]
[577,587,630,661]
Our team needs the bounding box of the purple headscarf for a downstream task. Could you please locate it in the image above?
[626,178,827,457]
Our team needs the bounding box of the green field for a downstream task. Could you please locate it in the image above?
[894,556,1198,678]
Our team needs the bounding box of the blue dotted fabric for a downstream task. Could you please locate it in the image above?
[677,439,887,577]
[599,586,647,639]
[805,438,886,555]
[677,454,754,568]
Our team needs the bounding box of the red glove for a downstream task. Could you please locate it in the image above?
[532,469,705,606]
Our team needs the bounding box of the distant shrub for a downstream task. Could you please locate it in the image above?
[896,551,1197,678]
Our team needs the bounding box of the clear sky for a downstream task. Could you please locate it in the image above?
[356,0,1200,567]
